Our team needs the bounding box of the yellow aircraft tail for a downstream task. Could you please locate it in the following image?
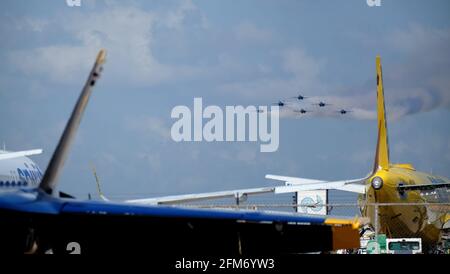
[373,56,390,173]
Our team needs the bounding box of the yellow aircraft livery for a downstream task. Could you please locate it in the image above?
[268,56,450,252]
[363,56,450,250]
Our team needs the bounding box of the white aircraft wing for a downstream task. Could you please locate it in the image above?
[267,174,367,194]
[126,186,276,205]
[0,149,43,161]
[265,174,325,184]
[126,177,366,205]
[105,175,365,205]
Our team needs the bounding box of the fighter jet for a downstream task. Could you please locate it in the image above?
[337,109,352,115]
[289,94,309,101]
[293,108,312,114]
[312,101,332,107]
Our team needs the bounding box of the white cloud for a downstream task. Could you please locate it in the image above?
[6,6,450,121]
[10,45,100,83]
[364,24,450,117]
[217,47,377,119]
[220,24,450,120]
[7,3,203,86]
[219,77,293,99]
[165,0,197,30]
[217,47,326,99]
[281,48,323,84]
[388,24,450,58]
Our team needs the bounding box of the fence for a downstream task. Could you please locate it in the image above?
[177,201,450,244]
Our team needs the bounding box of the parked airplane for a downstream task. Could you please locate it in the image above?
[266,56,450,251]
[0,49,360,254]
[0,149,43,189]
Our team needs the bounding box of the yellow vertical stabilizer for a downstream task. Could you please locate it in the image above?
[373,56,390,172]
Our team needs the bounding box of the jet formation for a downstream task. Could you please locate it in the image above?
[270,94,352,116]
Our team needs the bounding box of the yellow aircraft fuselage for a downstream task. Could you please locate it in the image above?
[360,56,449,250]
[363,167,450,248]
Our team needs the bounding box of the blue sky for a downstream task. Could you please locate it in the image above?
[1,0,449,200]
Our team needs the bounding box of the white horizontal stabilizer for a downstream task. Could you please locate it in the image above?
[265,174,324,184]
[267,174,367,194]
[0,149,43,161]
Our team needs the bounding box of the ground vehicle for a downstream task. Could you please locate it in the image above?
[386,238,422,254]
